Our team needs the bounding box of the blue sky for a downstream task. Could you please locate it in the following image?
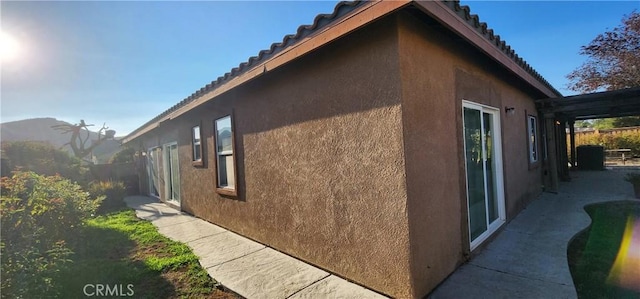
[1,1,638,136]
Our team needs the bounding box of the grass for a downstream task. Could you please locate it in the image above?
[567,200,640,299]
[54,209,240,298]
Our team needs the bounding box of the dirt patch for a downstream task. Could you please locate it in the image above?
[162,267,243,299]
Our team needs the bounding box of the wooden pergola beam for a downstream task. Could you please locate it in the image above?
[537,87,640,192]
[536,87,640,120]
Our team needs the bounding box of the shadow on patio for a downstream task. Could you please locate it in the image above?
[429,166,638,299]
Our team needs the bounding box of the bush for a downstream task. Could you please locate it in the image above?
[88,180,127,214]
[109,147,136,164]
[0,172,102,298]
[1,141,90,185]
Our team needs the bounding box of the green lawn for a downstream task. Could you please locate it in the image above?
[567,200,640,299]
[55,209,240,298]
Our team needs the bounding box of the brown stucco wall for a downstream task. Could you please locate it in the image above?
[130,8,551,299]
[395,11,545,298]
[134,16,413,298]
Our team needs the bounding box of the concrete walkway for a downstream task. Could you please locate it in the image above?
[124,196,387,299]
[429,167,638,298]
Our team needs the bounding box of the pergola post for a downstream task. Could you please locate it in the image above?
[544,114,559,193]
[559,119,570,181]
[569,119,576,168]
[536,87,640,192]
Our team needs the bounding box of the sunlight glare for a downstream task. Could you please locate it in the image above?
[607,216,640,292]
[1,32,21,62]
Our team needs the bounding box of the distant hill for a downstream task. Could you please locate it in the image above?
[0,118,122,164]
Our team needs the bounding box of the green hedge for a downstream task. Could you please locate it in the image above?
[1,141,89,185]
[1,172,102,298]
[109,147,135,164]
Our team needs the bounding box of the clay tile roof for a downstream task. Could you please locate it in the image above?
[125,0,560,141]
[443,0,561,96]
[128,1,364,139]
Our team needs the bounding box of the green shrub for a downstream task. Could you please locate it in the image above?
[0,171,102,298]
[109,147,136,164]
[88,180,127,214]
[1,141,90,185]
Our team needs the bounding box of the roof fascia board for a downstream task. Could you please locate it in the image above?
[123,0,409,143]
[412,0,559,99]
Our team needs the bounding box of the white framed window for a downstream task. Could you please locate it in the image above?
[214,115,236,195]
[528,115,538,163]
[192,125,203,165]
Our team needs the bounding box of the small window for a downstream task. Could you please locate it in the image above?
[192,125,203,165]
[214,115,236,195]
[528,115,538,163]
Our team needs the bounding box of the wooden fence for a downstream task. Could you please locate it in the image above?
[89,162,139,194]
[573,126,640,146]
[569,126,640,158]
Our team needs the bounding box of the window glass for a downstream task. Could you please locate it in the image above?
[528,116,538,163]
[216,116,232,153]
[192,126,201,161]
[215,116,235,190]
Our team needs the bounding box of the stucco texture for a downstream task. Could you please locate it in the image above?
[131,8,549,299]
[136,17,413,298]
[396,11,545,298]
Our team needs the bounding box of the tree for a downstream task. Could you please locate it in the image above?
[1,141,88,184]
[567,10,640,93]
[109,147,135,164]
[574,120,592,128]
[567,10,640,128]
[52,120,116,162]
[589,116,640,130]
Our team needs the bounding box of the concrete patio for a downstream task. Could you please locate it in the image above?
[126,167,637,299]
[429,167,638,298]
[124,196,387,299]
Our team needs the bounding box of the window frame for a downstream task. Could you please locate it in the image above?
[213,114,238,197]
[527,114,539,166]
[191,124,204,167]
[147,146,162,198]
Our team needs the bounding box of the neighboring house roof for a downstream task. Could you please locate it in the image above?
[123,0,562,143]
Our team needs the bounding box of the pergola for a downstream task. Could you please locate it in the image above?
[535,86,640,192]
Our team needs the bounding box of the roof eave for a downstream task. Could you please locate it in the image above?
[122,0,410,144]
[124,0,562,144]
[412,0,561,99]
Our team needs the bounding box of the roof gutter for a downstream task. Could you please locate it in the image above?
[123,0,410,144]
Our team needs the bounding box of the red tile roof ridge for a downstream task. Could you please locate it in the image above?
[444,0,560,96]
[125,0,560,141]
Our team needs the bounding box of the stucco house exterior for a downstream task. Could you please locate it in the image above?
[123,1,563,298]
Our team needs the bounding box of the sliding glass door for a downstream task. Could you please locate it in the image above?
[147,147,161,198]
[163,142,180,205]
[462,101,505,250]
